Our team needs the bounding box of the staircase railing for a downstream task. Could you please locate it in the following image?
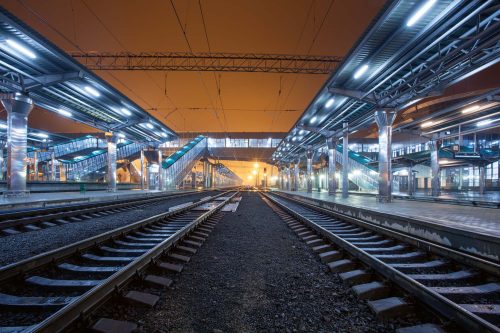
[334,145,378,191]
[28,136,105,161]
[63,141,145,180]
[163,135,207,188]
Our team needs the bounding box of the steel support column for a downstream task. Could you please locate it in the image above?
[430,140,441,197]
[140,150,145,190]
[286,164,291,191]
[342,123,349,199]
[0,148,4,181]
[326,137,337,195]
[33,151,38,181]
[408,163,415,196]
[210,165,215,188]
[306,148,313,194]
[191,171,196,189]
[479,164,485,195]
[203,161,209,188]
[374,109,397,203]
[1,94,33,192]
[293,158,300,191]
[157,150,163,191]
[50,151,56,181]
[106,132,118,192]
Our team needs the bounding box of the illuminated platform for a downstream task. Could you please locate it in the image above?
[0,189,191,211]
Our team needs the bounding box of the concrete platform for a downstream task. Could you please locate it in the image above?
[0,189,195,211]
[276,190,500,262]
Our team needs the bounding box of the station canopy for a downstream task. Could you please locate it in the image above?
[273,0,500,162]
[0,6,177,142]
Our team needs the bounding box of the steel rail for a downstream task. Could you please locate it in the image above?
[30,191,238,333]
[0,191,231,282]
[0,190,211,232]
[262,191,500,333]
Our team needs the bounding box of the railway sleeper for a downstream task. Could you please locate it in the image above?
[430,282,500,304]
[458,304,500,325]
[0,292,76,310]
[389,260,449,273]
[408,270,480,285]
[25,276,101,289]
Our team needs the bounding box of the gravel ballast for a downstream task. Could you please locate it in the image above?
[0,191,217,266]
[103,192,399,332]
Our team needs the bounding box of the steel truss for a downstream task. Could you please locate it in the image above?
[70,52,342,74]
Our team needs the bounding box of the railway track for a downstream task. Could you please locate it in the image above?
[262,191,500,333]
[0,190,215,237]
[0,190,238,333]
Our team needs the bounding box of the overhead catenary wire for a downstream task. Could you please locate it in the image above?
[80,0,182,130]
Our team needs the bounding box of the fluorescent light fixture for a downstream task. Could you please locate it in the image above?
[325,98,335,108]
[477,119,492,127]
[421,121,434,128]
[57,109,72,117]
[298,130,304,135]
[146,122,154,129]
[32,132,49,138]
[310,116,317,124]
[0,124,7,129]
[160,132,168,138]
[84,85,100,97]
[407,0,436,27]
[461,104,480,114]
[117,133,126,138]
[120,108,132,116]
[353,64,369,79]
[6,39,36,59]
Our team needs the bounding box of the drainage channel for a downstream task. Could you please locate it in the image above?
[262,191,500,333]
[0,190,239,333]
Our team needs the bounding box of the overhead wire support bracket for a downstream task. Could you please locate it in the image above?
[70,52,343,74]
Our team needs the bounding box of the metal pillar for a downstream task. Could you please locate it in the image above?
[106,132,118,192]
[33,151,38,181]
[342,122,349,198]
[479,164,485,195]
[140,150,145,190]
[210,165,215,188]
[203,161,210,188]
[408,164,414,196]
[1,94,33,193]
[286,164,291,191]
[458,167,463,190]
[0,148,4,181]
[306,148,313,193]
[191,171,196,189]
[157,150,163,191]
[50,151,56,181]
[430,140,441,197]
[280,165,285,190]
[374,109,397,203]
[326,137,337,195]
[293,158,300,191]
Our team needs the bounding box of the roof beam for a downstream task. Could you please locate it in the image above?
[24,71,84,91]
[328,87,377,105]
